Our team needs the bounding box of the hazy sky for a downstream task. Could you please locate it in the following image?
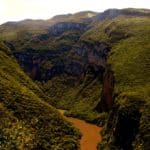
[0,0,150,24]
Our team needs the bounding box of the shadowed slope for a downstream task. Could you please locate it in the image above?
[0,41,80,149]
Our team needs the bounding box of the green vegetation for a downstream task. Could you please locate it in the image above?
[0,41,80,149]
[41,73,103,123]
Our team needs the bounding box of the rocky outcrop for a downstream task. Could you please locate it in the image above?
[70,41,110,66]
[95,65,114,112]
[43,41,110,80]
[48,22,87,36]
[114,108,141,150]
[13,40,110,82]
[101,98,145,150]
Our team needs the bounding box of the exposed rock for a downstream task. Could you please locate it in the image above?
[103,98,145,150]
[70,41,110,66]
[95,65,114,112]
[114,108,141,150]
[48,22,87,36]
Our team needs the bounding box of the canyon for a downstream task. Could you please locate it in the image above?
[0,8,150,149]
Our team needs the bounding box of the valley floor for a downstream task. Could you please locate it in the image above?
[58,109,102,150]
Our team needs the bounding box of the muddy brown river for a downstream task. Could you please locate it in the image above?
[58,109,102,150]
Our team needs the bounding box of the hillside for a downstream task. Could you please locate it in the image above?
[84,15,150,150]
[0,8,150,150]
[0,41,80,149]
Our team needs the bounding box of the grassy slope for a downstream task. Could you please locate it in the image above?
[82,16,150,93]
[42,74,102,123]
[107,17,150,150]
[0,41,80,149]
[82,16,150,149]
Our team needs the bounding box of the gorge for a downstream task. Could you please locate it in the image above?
[0,8,150,150]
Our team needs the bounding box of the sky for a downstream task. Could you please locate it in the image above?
[0,0,150,24]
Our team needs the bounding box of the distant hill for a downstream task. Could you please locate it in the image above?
[93,8,150,21]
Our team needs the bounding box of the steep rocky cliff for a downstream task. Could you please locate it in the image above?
[95,65,114,112]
